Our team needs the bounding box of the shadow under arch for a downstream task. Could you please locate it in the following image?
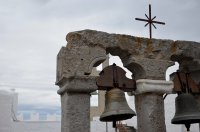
[123,62,146,80]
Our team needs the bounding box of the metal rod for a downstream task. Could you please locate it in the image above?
[152,16,156,20]
[185,72,190,93]
[106,122,108,132]
[177,71,184,92]
[149,4,152,39]
[112,63,119,88]
[152,21,165,25]
[135,18,149,22]
[163,93,168,100]
[150,21,152,39]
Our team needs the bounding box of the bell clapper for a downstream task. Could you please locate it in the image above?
[113,121,116,128]
[185,123,190,132]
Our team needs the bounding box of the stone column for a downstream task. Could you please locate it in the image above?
[55,41,106,132]
[57,76,97,132]
[125,58,174,132]
[134,79,173,132]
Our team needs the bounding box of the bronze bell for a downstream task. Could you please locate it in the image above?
[171,93,200,131]
[100,88,136,122]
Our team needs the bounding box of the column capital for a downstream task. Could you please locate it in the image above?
[129,79,174,95]
[57,76,98,95]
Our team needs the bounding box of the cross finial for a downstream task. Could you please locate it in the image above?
[135,4,165,39]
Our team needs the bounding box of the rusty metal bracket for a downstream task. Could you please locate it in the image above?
[96,63,136,92]
[173,70,200,94]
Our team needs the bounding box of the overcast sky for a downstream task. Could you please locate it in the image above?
[0,0,200,114]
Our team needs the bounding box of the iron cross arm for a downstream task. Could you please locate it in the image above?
[135,18,165,25]
[135,18,149,22]
[152,20,165,25]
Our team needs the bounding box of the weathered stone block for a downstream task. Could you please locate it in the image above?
[56,46,106,85]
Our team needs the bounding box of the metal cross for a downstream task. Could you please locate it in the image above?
[135,4,165,39]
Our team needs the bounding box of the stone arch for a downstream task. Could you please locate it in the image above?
[65,30,200,79]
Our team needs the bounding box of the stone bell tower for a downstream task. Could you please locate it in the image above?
[56,29,200,132]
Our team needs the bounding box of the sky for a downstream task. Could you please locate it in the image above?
[0,0,200,117]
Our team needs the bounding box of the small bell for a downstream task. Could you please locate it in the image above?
[171,93,200,131]
[100,88,136,122]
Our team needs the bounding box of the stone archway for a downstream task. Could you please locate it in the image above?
[56,29,200,132]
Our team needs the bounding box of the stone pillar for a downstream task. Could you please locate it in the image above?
[57,76,97,132]
[125,58,174,132]
[134,79,173,132]
[55,41,106,132]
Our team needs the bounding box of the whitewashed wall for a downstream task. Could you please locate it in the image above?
[0,90,13,132]
[13,122,60,132]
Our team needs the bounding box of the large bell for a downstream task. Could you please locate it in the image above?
[171,93,200,131]
[100,88,136,122]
